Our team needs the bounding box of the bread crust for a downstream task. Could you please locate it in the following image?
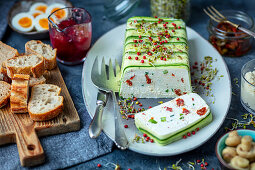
[0,81,11,108]
[0,41,19,68]
[6,54,45,78]
[10,74,29,113]
[29,76,46,87]
[29,96,63,121]
[25,40,57,70]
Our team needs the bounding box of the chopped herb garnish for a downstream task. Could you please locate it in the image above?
[163,70,168,74]
[165,89,169,92]
[145,72,149,75]
[149,119,157,124]
[170,115,174,117]
[161,117,166,122]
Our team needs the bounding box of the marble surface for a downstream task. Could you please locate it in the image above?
[2,0,255,169]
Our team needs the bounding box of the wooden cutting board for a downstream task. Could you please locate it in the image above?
[0,67,80,167]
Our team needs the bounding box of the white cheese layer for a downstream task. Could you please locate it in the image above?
[241,70,255,110]
[119,66,191,98]
[135,93,210,140]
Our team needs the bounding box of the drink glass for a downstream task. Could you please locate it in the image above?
[48,7,92,65]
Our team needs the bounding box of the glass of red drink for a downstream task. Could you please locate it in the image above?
[48,7,92,65]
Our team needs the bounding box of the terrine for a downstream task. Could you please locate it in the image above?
[135,93,212,145]
[119,16,192,98]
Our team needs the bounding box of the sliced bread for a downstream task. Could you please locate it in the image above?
[28,84,63,121]
[0,66,11,83]
[0,41,19,68]
[29,75,46,87]
[6,53,45,78]
[10,74,30,113]
[0,81,11,108]
[25,40,57,70]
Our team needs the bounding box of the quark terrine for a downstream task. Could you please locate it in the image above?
[135,93,212,145]
[119,17,192,98]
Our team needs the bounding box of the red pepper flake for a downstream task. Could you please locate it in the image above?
[124,125,128,128]
[135,57,138,60]
[143,56,146,59]
[200,164,204,168]
[97,164,102,167]
[182,108,190,114]
[166,35,170,38]
[176,98,184,106]
[145,137,150,142]
[151,117,154,119]
[165,40,168,43]
[130,75,135,80]
[160,42,163,45]
[163,58,166,61]
[139,40,143,43]
[157,45,160,48]
[194,62,198,65]
[154,16,158,18]
[196,128,200,131]
[131,115,134,119]
[172,29,175,32]
[148,106,152,108]
[153,42,157,45]
[145,74,152,84]
[141,60,144,63]
[197,107,207,116]
[187,132,191,136]
[139,35,142,38]
[174,89,182,96]
[178,26,181,29]
[128,56,131,59]
[134,20,137,23]
[196,160,201,163]
[148,52,152,56]
[150,139,154,143]
[158,21,161,24]
[165,22,168,24]
[204,162,208,166]
[133,40,137,43]
[165,30,168,33]
[192,131,196,135]
[137,52,141,55]
[128,169,132,170]
[139,103,143,106]
[181,78,184,83]
[126,80,132,86]
[160,57,163,60]
[166,107,173,112]
[192,98,194,101]
[172,23,176,26]
[152,48,155,52]
[183,135,187,139]
[172,73,175,77]
[133,97,137,101]
[177,37,180,40]
[143,134,147,137]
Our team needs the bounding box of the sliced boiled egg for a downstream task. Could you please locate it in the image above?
[29,10,43,18]
[46,3,67,21]
[34,14,55,31]
[12,13,34,32]
[30,2,48,13]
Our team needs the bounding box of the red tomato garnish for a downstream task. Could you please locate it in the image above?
[182,108,190,114]
[176,98,184,107]
[197,107,207,116]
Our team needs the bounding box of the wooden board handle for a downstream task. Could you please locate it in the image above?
[11,115,45,166]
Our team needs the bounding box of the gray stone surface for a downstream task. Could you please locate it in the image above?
[1,0,255,169]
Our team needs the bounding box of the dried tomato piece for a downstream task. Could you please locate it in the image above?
[176,98,184,107]
[197,107,207,116]
[182,108,190,114]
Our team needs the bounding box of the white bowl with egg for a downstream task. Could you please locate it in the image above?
[8,0,72,39]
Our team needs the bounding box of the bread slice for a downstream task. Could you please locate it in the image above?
[10,74,30,113]
[29,75,46,87]
[6,53,45,78]
[0,81,11,108]
[0,67,11,83]
[28,84,63,121]
[0,41,19,68]
[25,40,57,70]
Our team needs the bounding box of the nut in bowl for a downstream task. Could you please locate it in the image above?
[216,129,255,170]
[8,0,73,39]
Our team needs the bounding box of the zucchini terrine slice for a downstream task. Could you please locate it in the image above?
[135,93,212,146]
[119,16,192,98]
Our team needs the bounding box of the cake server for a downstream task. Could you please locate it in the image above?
[91,56,128,150]
[89,90,108,138]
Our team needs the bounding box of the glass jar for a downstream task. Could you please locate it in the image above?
[150,0,190,21]
[241,59,255,114]
[208,10,254,57]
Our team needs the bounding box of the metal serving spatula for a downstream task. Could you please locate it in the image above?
[90,56,128,150]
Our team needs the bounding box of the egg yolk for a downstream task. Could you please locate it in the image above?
[18,17,32,28]
[36,5,47,13]
[32,12,41,18]
[39,18,49,30]
[51,8,66,19]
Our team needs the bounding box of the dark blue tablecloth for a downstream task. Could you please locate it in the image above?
[1,0,255,169]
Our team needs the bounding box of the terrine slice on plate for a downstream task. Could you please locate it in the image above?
[119,16,192,98]
[135,93,212,146]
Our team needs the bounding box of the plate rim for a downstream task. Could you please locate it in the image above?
[82,24,232,156]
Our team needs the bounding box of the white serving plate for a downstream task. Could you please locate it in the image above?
[82,24,231,156]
